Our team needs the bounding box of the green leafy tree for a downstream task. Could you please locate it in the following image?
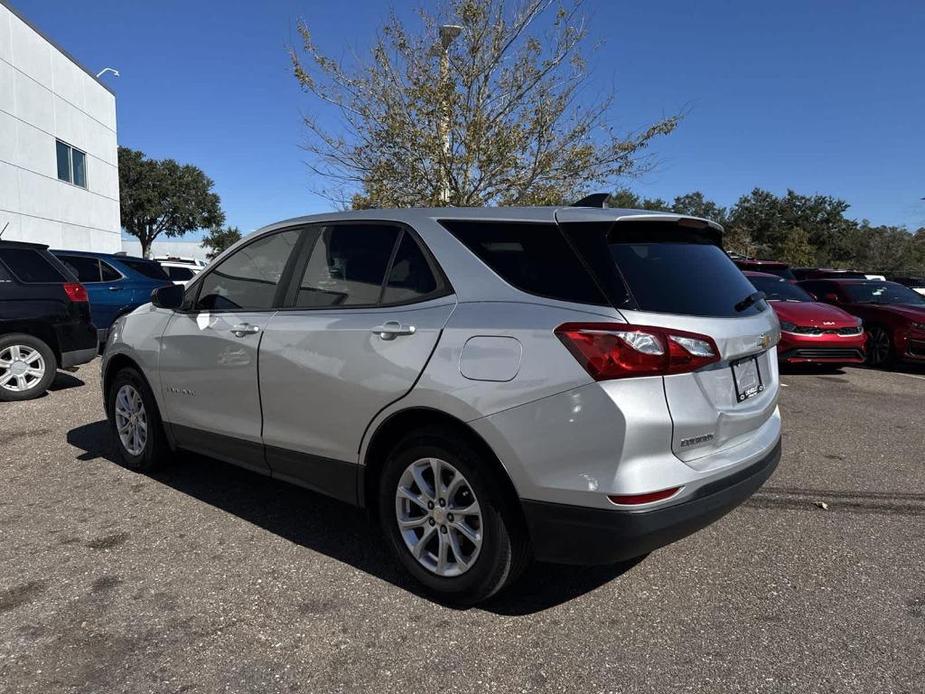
[118,147,225,258]
[201,225,243,260]
[290,0,680,208]
[773,227,815,266]
[670,191,728,226]
[609,188,669,211]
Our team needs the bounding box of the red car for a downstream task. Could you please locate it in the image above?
[734,259,795,280]
[744,272,865,365]
[797,278,925,367]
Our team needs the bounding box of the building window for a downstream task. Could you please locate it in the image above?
[55,140,87,189]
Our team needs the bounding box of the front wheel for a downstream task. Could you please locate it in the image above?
[0,334,57,402]
[106,367,168,471]
[378,430,530,604]
[866,326,894,368]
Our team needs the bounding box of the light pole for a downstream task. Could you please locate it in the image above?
[437,25,461,205]
[95,67,120,79]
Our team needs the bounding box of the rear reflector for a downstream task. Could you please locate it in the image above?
[555,323,720,380]
[608,487,681,505]
[63,282,88,302]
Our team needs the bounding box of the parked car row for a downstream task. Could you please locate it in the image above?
[0,242,208,400]
[734,257,925,368]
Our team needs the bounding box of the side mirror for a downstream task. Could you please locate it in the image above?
[151,284,184,309]
[823,292,840,303]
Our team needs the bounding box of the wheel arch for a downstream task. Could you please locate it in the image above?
[0,322,61,363]
[361,407,525,525]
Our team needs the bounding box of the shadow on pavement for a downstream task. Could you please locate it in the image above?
[66,419,638,613]
[50,371,85,392]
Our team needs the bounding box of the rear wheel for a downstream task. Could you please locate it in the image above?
[0,334,57,402]
[106,367,168,471]
[378,430,530,604]
[866,326,894,367]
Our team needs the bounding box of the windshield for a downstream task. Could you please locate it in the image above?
[842,282,925,306]
[747,275,813,302]
[609,241,766,317]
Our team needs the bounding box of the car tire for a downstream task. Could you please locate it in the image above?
[0,333,57,402]
[106,367,168,472]
[378,429,530,605]
[866,326,894,368]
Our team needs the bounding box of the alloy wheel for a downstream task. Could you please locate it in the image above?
[114,384,148,456]
[0,345,46,393]
[870,328,891,365]
[394,458,483,577]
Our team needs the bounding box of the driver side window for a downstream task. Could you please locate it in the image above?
[195,229,300,311]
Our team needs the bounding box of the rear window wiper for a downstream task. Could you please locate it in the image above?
[734,290,766,313]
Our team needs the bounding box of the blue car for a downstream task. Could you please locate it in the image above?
[51,251,173,334]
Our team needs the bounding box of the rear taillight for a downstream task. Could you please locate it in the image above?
[63,282,88,302]
[555,323,720,380]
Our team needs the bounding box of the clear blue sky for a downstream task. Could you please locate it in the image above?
[13,0,925,236]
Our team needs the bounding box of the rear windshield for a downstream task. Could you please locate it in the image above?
[121,258,170,280]
[0,247,68,283]
[842,282,925,306]
[609,240,766,317]
[747,275,813,302]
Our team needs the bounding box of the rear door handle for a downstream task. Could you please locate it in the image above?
[107,286,120,291]
[230,323,261,337]
[372,321,415,340]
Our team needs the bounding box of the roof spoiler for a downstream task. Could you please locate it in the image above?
[570,193,610,208]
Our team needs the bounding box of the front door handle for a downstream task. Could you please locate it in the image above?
[230,323,261,337]
[372,321,416,340]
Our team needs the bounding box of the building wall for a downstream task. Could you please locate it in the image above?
[121,239,211,262]
[0,1,120,252]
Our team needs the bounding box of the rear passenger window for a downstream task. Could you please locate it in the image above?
[120,258,169,281]
[294,224,399,308]
[382,232,440,305]
[196,229,300,310]
[0,248,67,283]
[100,261,121,281]
[440,220,607,305]
[60,255,102,283]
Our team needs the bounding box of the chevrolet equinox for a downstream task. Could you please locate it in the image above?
[102,206,782,603]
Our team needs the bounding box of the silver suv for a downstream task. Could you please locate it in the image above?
[102,206,781,603]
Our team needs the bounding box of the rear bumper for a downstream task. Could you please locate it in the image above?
[60,346,97,368]
[521,439,781,565]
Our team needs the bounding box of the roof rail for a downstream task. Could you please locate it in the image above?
[570,193,610,208]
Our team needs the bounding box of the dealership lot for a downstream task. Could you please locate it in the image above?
[1,361,923,693]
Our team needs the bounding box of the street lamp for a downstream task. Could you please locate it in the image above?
[95,67,120,79]
[437,25,462,205]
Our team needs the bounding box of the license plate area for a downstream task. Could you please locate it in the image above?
[731,353,764,403]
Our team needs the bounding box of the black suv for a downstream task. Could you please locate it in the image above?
[0,240,98,401]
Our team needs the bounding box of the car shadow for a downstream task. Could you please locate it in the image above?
[66,419,639,613]
[50,371,85,392]
[778,363,848,376]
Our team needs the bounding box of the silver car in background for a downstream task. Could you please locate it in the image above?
[102,206,782,603]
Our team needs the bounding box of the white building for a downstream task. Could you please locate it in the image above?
[0,0,120,252]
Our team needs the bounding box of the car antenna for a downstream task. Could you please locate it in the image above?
[0,222,9,238]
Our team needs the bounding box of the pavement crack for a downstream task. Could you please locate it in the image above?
[746,486,925,516]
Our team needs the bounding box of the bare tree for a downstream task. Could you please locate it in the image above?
[290,0,680,208]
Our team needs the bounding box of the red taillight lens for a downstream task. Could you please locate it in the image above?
[63,282,88,302]
[555,323,720,380]
[608,487,681,505]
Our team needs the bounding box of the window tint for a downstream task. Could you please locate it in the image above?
[842,282,925,306]
[294,224,399,308]
[0,262,11,282]
[100,261,121,281]
[165,266,195,281]
[797,281,832,299]
[120,258,169,280]
[382,232,440,304]
[197,229,300,310]
[56,141,71,181]
[610,241,765,317]
[0,248,67,283]
[441,220,607,305]
[59,255,102,283]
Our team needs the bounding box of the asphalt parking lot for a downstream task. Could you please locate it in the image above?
[1,361,923,693]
